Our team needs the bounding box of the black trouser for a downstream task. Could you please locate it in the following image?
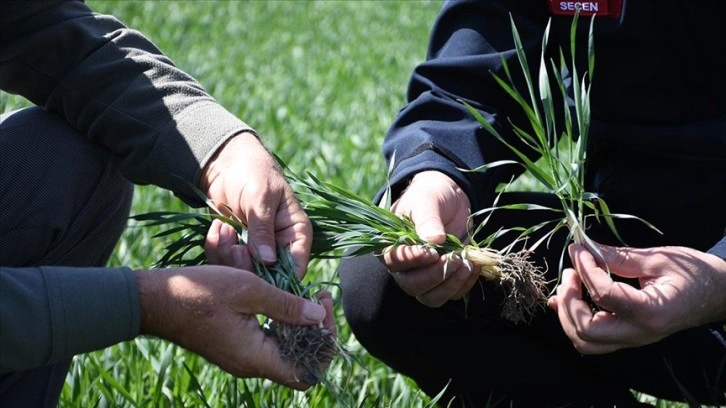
[339,146,726,407]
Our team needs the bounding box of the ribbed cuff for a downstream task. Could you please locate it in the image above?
[155,101,256,206]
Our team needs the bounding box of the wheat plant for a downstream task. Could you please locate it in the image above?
[461,14,659,276]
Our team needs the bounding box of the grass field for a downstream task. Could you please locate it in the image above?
[0,1,700,407]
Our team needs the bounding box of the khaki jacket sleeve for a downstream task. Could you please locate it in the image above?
[0,266,140,373]
[0,0,254,205]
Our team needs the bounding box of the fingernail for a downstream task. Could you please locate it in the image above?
[303,302,325,322]
[420,245,438,257]
[258,244,276,263]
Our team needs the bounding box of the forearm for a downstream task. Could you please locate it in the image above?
[381,0,550,209]
[0,266,140,373]
[0,0,253,205]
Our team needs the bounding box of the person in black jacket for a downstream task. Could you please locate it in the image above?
[339,1,726,406]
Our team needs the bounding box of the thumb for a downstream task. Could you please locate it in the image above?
[253,283,326,325]
[247,213,277,264]
[412,210,447,245]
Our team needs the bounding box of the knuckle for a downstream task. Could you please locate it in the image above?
[588,285,611,306]
[280,292,300,317]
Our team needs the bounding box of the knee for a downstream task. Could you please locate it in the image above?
[0,107,134,266]
[338,254,405,354]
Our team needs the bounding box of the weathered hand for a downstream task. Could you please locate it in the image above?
[136,266,335,390]
[200,132,311,276]
[383,171,479,307]
[548,243,726,354]
[205,218,254,270]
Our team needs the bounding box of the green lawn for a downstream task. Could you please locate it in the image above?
[0,1,698,406]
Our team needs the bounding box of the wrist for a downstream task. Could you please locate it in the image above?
[136,269,174,338]
[199,131,260,193]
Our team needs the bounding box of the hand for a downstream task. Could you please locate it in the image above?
[383,171,480,307]
[548,243,726,354]
[136,266,335,390]
[205,218,254,269]
[200,132,312,276]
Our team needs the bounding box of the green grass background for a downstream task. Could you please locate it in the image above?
[0,1,698,406]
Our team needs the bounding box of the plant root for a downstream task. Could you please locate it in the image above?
[264,320,337,384]
[463,247,548,324]
[494,250,548,324]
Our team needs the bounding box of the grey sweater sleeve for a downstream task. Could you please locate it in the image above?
[0,266,140,373]
[0,0,254,205]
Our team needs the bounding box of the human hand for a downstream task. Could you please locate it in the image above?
[136,266,335,390]
[200,132,311,276]
[548,243,726,354]
[383,170,479,307]
[205,218,254,269]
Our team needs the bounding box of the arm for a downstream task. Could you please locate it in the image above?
[0,0,312,271]
[0,264,333,388]
[0,0,250,205]
[381,0,552,210]
[376,0,553,306]
[0,266,140,372]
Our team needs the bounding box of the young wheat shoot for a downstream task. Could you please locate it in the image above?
[286,166,548,324]
[460,14,660,280]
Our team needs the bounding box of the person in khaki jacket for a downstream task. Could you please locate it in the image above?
[0,2,335,406]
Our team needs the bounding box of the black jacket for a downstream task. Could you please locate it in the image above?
[383,0,725,211]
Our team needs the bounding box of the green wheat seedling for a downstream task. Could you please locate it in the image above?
[461,14,660,276]
[287,164,548,325]
[132,194,343,394]
[135,161,548,327]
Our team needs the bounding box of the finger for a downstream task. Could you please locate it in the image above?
[283,210,313,278]
[415,264,479,307]
[556,268,589,339]
[205,219,224,264]
[248,280,326,325]
[205,219,237,265]
[390,254,463,297]
[383,244,439,272]
[411,210,447,245]
[315,291,338,338]
[219,223,244,266]
[569,245,648,316]
[569,310,649,354]
[247,204,278,264]
[578,243,656,279]
[230,244,253,270]
[451,268,480,300]
[244,180,284,264]
[555,268,610,353]
[556,268,649,354]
